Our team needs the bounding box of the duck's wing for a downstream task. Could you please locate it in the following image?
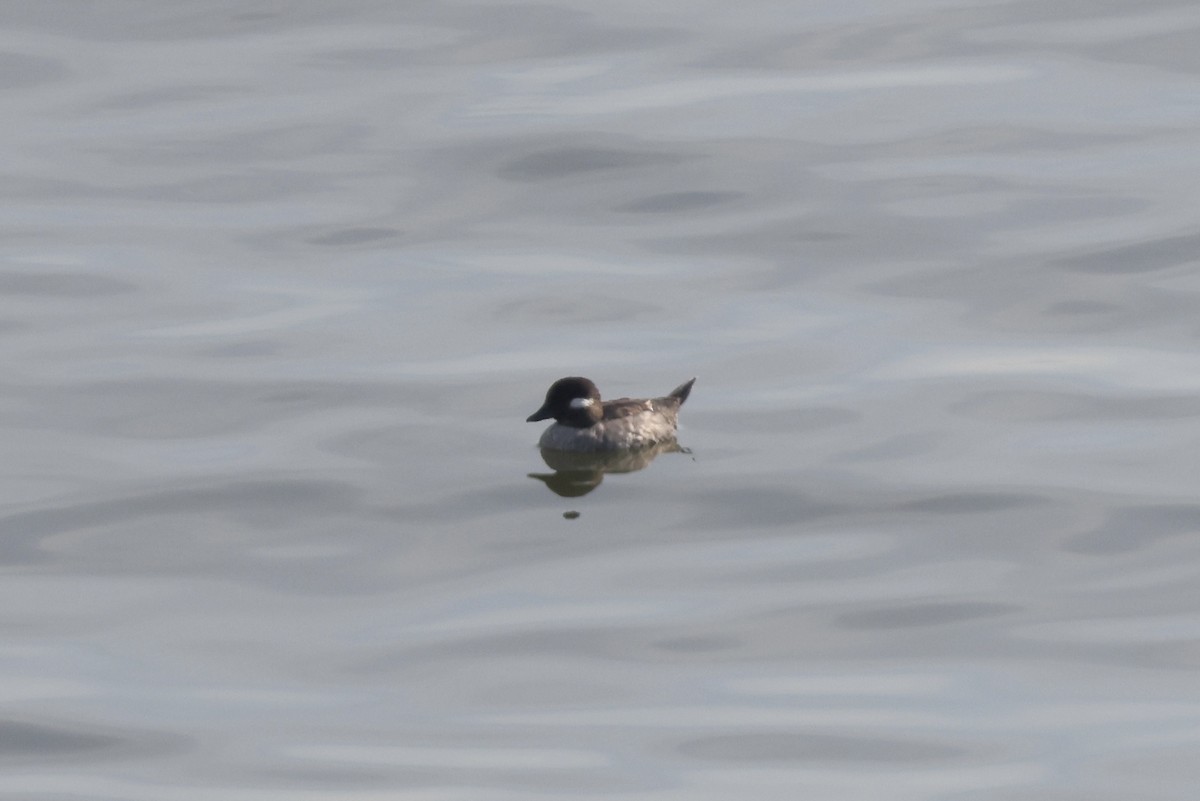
[601,397,655,420]
[602,378,694,420]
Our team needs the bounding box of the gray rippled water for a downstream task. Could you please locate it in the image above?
[2,1,1200,799]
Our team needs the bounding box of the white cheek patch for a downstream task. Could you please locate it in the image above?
[569,397,596,409]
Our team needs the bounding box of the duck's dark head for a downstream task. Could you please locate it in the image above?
[526,376,603,428]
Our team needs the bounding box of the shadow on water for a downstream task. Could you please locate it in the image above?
[528,440,689,498]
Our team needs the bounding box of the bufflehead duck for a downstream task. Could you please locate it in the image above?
[527,376,695,452]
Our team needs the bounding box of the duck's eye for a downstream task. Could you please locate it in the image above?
[569,397,595,409]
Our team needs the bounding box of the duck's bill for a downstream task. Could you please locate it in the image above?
[526,406,552,422]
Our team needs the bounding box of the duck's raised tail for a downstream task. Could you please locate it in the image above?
[669,377,696,405]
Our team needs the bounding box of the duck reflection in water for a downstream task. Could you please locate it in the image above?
[528,440,688,497]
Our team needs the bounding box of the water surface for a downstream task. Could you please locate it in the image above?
[2,1,1200,799]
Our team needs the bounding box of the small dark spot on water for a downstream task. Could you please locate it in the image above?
[564,510,580,520]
